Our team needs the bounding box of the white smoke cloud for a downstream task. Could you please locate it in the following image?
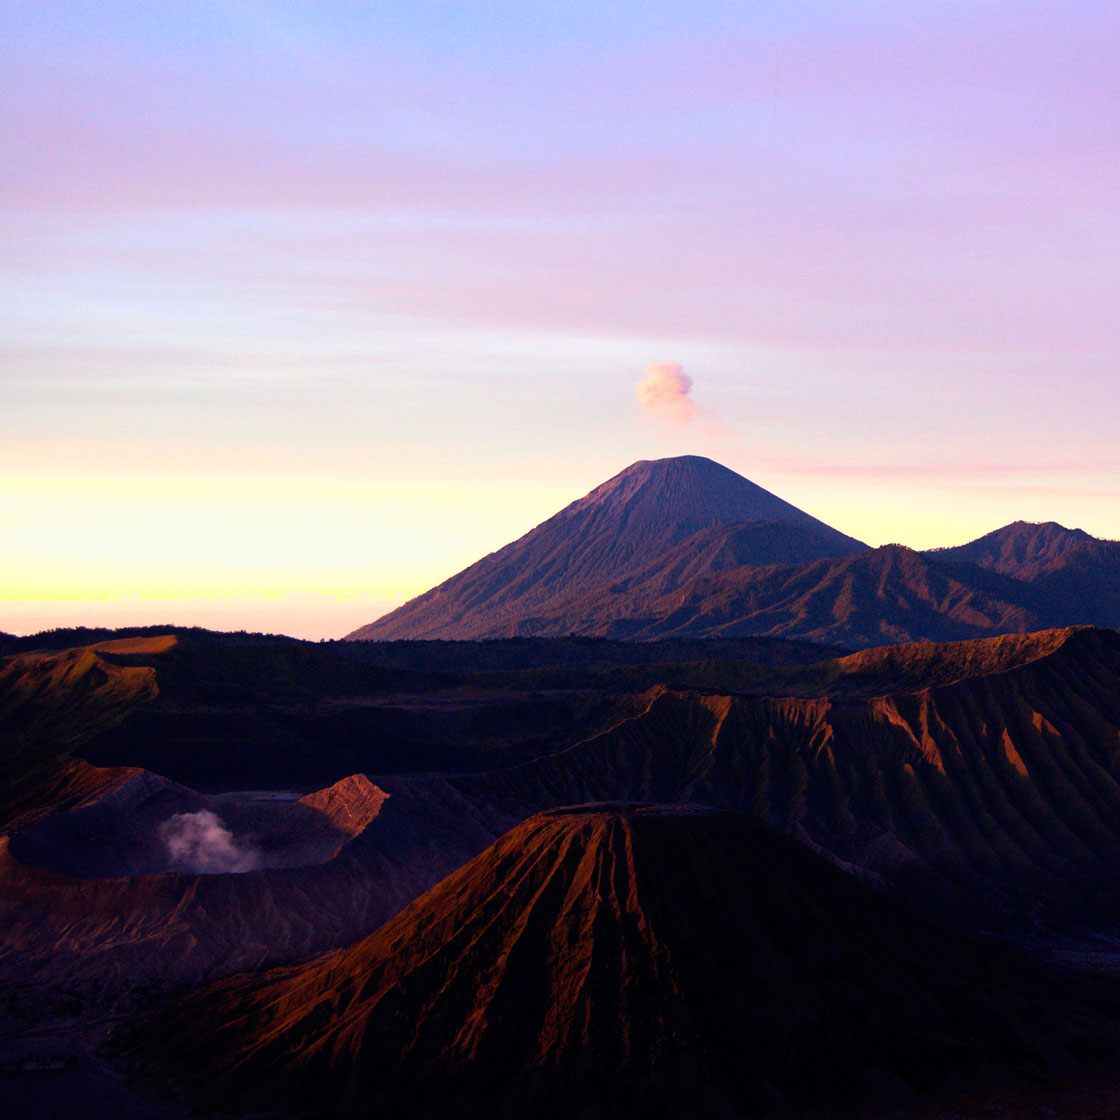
[159,810,261,874]
[635,361,699,425]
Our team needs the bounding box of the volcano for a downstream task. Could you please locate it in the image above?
[123,804,1115,1119]
[348,456,867,640]
[347,458,1120,647]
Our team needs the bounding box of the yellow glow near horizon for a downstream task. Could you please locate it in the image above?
[766,472,1120,553]
[1,470,576,602]
[0,591,407,641]
[5,462,1120,641]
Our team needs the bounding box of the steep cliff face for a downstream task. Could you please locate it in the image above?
[11,626,1120,1004]
[123,805,1117,1119]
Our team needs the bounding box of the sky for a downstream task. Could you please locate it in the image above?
[2,1,1118,639]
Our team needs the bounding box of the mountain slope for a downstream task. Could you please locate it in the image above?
[505,543,1050,646]
[931,521,1120,632]
[931,521,1099,577]
[16,625,1120,1004]
[0,642,164,831]
[124,805,1117,1119]
[347,461,1120,646]
[349,456,866,640]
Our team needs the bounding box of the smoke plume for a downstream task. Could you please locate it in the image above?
[635,361,699,425]
[159,810,261,874]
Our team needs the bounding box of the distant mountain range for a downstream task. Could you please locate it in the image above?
[350,456,1120,647]
[348,455,865,640]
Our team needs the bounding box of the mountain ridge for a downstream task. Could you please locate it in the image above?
[349,456,867,640]
[363,624,1120,931]
[929,520,1098,576]
[348,457,1120,645]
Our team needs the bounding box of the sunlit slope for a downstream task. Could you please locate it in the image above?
[124,806,1116,1119]
[0,641,164,830]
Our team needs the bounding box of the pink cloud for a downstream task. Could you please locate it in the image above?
[636,361,698,426]
[3,4,1117,360]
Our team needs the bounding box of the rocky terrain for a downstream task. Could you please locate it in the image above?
[9,611,1120,1114]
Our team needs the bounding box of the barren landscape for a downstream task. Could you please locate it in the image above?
[6,1,1117,1113]
[6,458,1120,1117]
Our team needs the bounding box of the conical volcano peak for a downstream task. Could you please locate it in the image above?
[349,456,866,640]
[590,454,742,492]
[567,454,831,531]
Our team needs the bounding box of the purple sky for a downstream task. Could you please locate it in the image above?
[3,2,1118,637]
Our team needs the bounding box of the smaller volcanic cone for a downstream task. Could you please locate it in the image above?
[122,805,1117,1118]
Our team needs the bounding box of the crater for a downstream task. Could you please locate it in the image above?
[8,770,387,878]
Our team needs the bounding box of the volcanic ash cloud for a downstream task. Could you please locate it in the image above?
[636,361,699,425]
[159,809,260,874]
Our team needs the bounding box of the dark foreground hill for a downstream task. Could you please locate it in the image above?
[121,805,1119,1120]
